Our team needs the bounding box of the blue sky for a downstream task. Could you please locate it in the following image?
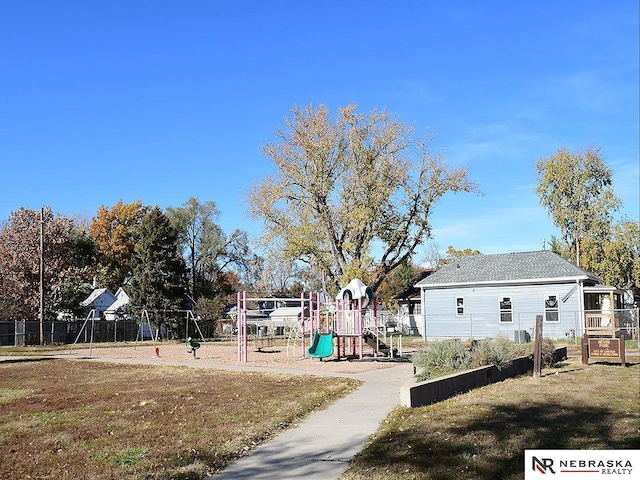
[1,1,638,262]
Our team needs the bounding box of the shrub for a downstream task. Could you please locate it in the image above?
[413,336,558,381]
[538,337,558,368]
[470,337,515,370]
[413,339,471,381]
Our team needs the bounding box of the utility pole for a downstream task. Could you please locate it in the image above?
[39,207,45,346]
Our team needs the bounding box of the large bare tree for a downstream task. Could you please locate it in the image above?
[247,103,478,292]
[167,197,257,300]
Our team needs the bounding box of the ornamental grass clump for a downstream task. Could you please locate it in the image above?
[470,336,516,370]
[413,336,557,381]
[413,339,471,381]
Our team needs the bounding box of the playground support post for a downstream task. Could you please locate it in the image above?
[68,309,97,356]
[237,292,241,362]
[237,291,248,363]
[300,292,306,358]
[358,296,364,359]
[243,291,248,362]
[186,310,206,343]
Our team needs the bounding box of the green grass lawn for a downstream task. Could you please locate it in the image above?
[0,359,360,479]
[1,344,638,480]
[341,350,640,480]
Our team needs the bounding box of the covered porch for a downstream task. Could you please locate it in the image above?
[583,286,636,338]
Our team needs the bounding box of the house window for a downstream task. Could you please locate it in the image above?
[545,295,559,322]
[456,297,464,317]
[499,296,513,323]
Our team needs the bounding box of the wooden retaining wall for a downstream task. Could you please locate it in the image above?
[400,347,567,408]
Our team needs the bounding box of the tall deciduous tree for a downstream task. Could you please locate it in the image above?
[583,219,640,289]
[0,207,93,319]
[166,198,258,303]
[254,239,305,296]
[89,200,148,290]
[535,146,621,267]
[166,198,222,300]
[128,207,187,312]
[247,103,478,292]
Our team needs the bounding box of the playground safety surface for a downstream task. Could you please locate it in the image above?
[63,340,414,375]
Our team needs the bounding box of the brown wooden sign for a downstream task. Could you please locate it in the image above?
[589,338,620,357]
[582,334,626,366]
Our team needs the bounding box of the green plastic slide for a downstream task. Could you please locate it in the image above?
[307,330,334,359]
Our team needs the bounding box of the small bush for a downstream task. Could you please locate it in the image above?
[538,337,558,368]
[413,339,471,381]
[516,337,557,367]
[413,337,558,381]
[470,337,515,370]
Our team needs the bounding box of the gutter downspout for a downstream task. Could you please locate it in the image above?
[422,287,427,342]
[577,278,585,337]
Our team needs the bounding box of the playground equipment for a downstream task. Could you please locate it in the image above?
[67,309,98,356]
[186,337,201,358]
[307,330,334,359]
[133,309,205,351]
[235,279,405,363]
[65,307,207,358]
[236,292,313,362]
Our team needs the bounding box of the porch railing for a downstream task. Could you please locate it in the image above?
[585,309,636,338]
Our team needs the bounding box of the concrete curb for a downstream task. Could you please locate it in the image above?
[400,347,567,408]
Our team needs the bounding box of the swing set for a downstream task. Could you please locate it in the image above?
[67,308,205,357]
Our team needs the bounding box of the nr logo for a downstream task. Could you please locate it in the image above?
[533,456,556,474]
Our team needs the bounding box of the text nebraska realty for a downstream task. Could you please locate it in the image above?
[560,459,632,475]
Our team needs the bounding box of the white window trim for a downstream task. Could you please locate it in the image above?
[544,293,560,322]
[499,296,513,323]
[456,296,465,317]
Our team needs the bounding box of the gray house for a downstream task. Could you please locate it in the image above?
[415,250,627,341]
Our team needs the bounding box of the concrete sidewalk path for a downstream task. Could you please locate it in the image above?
[210,362,413,480]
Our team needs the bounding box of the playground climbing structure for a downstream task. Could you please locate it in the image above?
[236,279,398,363]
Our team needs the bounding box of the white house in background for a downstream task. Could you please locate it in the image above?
[80,288,117,318]
[394,269,435,335]
[104,287,130,320]
[415,250,629,341]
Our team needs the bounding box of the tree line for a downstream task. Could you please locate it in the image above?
[1,104,637,323]
[0,199,259,321]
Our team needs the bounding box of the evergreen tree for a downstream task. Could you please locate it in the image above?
[129,207,187,312]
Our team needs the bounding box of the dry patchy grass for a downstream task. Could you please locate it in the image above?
[342,352,640,480]
[0,359,359,479]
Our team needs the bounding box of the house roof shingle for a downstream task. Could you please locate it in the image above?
[415,250,601,288]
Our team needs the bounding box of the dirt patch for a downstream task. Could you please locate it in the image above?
[63,340,411,374]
